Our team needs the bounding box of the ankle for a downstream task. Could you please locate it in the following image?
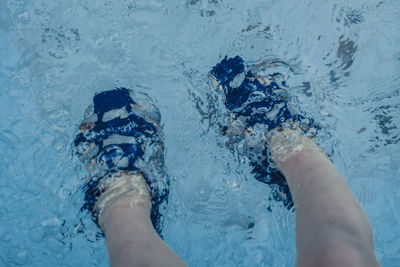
[279,147,328,177]
[267,126,325,171]
[95,172,152,231]
[103,200,154,236]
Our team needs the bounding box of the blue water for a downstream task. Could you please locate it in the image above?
[1,0,400,266]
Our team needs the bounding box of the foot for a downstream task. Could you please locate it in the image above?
[209,56,316,208]
[74,88,168,232]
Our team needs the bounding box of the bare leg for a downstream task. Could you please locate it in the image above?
[97,173,187,267]
[268,128,380,267]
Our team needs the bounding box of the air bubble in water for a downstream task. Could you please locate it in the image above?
[197,188,209,201]
[215,185,227,199]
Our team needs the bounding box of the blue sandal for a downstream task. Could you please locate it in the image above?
[210,56,316,209]
[74,88,168,232]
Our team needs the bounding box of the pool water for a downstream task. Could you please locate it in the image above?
[1,0,400,266]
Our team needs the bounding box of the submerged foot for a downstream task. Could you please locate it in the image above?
[74,88,168,232]
[209,56,317,208]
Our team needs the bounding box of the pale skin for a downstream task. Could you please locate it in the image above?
[102,198,188,267]
[100,130,380,267]
[279,146,380,267]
